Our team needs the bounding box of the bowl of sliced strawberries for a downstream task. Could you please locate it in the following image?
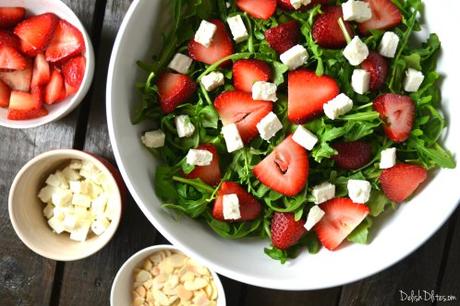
[0,0,94,129]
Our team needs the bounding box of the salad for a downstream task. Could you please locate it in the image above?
[134,0,455,263]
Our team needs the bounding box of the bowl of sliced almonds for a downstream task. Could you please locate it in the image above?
[111,244,226,306]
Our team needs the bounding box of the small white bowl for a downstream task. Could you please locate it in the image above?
[111,245,226,306]
[0,0,95,129]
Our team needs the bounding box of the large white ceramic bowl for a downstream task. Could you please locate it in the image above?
[107,0,460,290]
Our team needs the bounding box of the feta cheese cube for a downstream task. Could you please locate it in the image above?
[62,167,81,181]
[347,179,371,203]
[351,69,370,94]
[63,213,78,232]
[343,36,369,66]
[175,115,195,138]
[87,180,103,199]
[252,81,278,102]
[201,72,225,91]
[72,194,92,207]
[186,149,213,166]
[52,207,68,221]
[91,217,111,236]
[256,112,283,141]
[46,171,68,188]
[304,205,325,231]
[290,0,311,10]
[312,182,336,204]
[69,159,82,169]
[404,68,424,92]
[141,130,165,148]
[280,45,309,70]
[292,126,318,150]
[379,147,397,169]
[43,203,54,219]
[38,185,56,203]
[194,20,217,48]
[91,194,108,216]
[323,93,353,120]
[168,53,193,74]
[69,180,89,195]
[51,188,72,207]
[227,15,248,43]
[379,31,399,58]
[104,197,117,221]
[222,123,244,153]
[70,221,91,242]
[48,217,65,234]
[342,0,372,22]
[222,194,241,220]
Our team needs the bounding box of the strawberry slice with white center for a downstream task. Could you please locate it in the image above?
[31,53,50,87]
[0,7,25,28]
[236,0,277,20]
[45,68,66,104]
[379,163,427,203]
[0,30,20,49]
[185,144,222,186]
[0,79,10,107]
[14,13,58,56]
[7,89,48,120]
[0,64,32,92]
[62,55,86,88]
[157,72,196,114]
[45,19,85,62]
[214,90,272,143]
[373,93,415,143]
[358,0,402,35]
[232,59,272,93]
[253,135,309,196]
[315,197,370,250]
[0,45,27,70]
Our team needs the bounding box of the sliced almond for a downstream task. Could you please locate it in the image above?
[143,259,153,271]
[184,277,207,291]
[143,279,154,289]
[210,281,218,300]
[180,271,195,283]
[176,285,193,301]
[132,296,145,306]
[136,270,152,283]
[135,286,146,298]
[153,290,169,306]
[169,253,187,268]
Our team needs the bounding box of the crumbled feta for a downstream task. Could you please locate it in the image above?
[280,44,309,70]
[91,194,108,216]
[72,194,92,208]
[222,194,241,220]
[252,81,278,102]
[194,20,217,48]
[201,72,225,91]
[69,159,82,170]
[51,188,72,207]
[43,203,54,219]
[312,182,335,204]
[168,53,193,74]
[256,112,283,141]
[63,213,78,231]
[347,179,372,203]
[290,0,311,10]
[46,171,68,188]
[323,93,353,120]
[292,126,318,150]
[343,36,369,66]
[351,69,370,94]
[379,147,397,169]
[48,217,65,234]
[141,130,165,149]
[304,205,325,231]
[69,180,90,195]
[38,185,55,203]
[227,15,248,43]
[175,115,195,138]
[404,68,424,92]
[222,123,244,153]
[342,0,372,22]
[70,221,91,242]
[379,31,399,58]
[186,149,213,166]
[91,217,111,236]
[62,167,81,181]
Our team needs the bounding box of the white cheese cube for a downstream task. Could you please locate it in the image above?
[91,171,107,186]
[347,179,372,203]
[91,194,108,216]
[48,216,66,234]
[379,147,397,169]
[43,203,54,219]
[168,53,193,74]
[73,206,93,222]
[222,194,241,220]
[141,130,165,149]
[280,45,309,70]
[69,180,89,195]
[343,36,369,66]
[72,194,92,207]
[46,171,68,188]
[290,0,311,10]
[304,205,325,231]
[38,185,56,203]
[351,69,370,94]
[91,217,111,236]
[312,182,336,204]
[404,68,424,92]
[292,126,318,150]
[201,72,225,91]
[51,188,73,207]
[104,197,117,221]
[222,123,244,153]
[69,159,82,170]
[63,213,78,232]
[379,31,399,58]
[175,115,195,138]
[194,20,217,48]
[227,15,248,43]
[52,207,68,221]
[87,180,103,199]
[342,0,372,22]
[256,112,283,141]
[252,81,278,102]
[186,149,213,166]
[70,222,91,242]
[323,93,353,120]
[62,167,81,181]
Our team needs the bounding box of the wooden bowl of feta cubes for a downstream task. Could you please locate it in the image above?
[8,149,124,261]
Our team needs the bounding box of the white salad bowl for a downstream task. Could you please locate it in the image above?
[107,0,460,290]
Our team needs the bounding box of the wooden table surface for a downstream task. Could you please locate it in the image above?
[1,1,459,305]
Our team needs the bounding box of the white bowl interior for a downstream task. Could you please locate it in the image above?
[107,0,460,290]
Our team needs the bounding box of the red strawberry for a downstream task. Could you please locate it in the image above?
[0,79,10,107]
[45,19,85,62]
[312,6,353,49]
[31,53,50,87]
[45,69,66,104]
[232,59,272,93]
[214,91,272,143]
[14,13,58,55]
[374,94,415,143]
[0,45,27,70]
[264,21,301,54]
[0,7,25,28]
[0,30,20,49]
[188,20,233,66]
[0,65,32,91]
[278,0,329,10]
[379,163,427,203]
[212,181,262,221]
[31,85,45,104]
[361,52,388,91]
[271,212,306,250]
[358,0,402,35]
[253,136,308,196]
[62,55,86,88]
[185,144,221,186]
[157,72,196,114]
[288,69,339,123]
[332,141,373,170]
[236,0,277,20]
[65,81,78,97]
[19,39,37,57]
[7,90,48,120]
[315,198,369,250]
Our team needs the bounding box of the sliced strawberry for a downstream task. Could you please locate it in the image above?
[264,21,301,54]
[14,13,58,54]
[253,136,309,196]
[65,81,78,97]
[232,59,272,93]
[19,39,38,57]
[212,181,262,222]
[312,6,353,49]
[332,141,373,170]
[157,72,196,114]
[45,69,66,104]
[31,53,50,87]
[185,144,222,186]
[0,30,20,49]
[379,163,427,203]
[358,0,402,35]
[62,55,85,88]
[0,79,10,107]
[278,0,329,10]
[45,19,85,63]
[373,94,415,143]
[188,20,233,66]
[214,90,272,143]
[288,69,340,124]
[271,212,306,250]
[0,7,25,28]
[31,85,45,104]
[7,90,48,120]
[315,198,369,250]
[0,45,27,70]
[361,52,388,91]
[0,65,32,91]
[236,0,277,20]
